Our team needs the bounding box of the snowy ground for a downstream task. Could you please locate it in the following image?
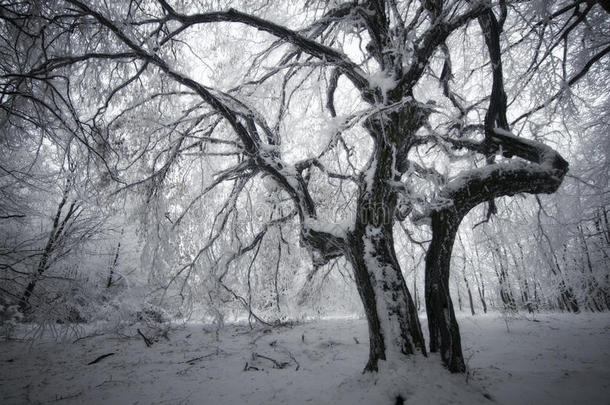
[0,312,608,405]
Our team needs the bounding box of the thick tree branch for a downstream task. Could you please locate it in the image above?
[437,129,569,216]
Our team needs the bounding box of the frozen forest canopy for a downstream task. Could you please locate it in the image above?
[0,0,609,381]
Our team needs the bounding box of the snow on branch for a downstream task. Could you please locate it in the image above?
[435,129,569,216]
[301,217,347,266]
[155,3,371,96]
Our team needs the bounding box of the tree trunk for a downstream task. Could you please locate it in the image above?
[491,246,517,312]
[346,223,426,371]
[341,129,427,372]
[107,228,124,288]
[425,209,466,373]
[559,280,579,312]
[522,277,534,313]
[462,266,476,316]
[414,275,421,312]
[476,274,488,313]
[20,188,77,311]
[514,242,534,313]
[456,275,463,312]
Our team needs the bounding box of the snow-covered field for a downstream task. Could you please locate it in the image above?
[0,312,608,405]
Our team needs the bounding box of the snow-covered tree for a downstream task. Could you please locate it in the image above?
[1,0,608,377]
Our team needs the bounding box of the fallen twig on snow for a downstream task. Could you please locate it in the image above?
[284,349,300,371]
[252,352,290,369]
[50,390,83,401]
[87,352,115,365]
[183,352,217,365]
[244,362,259,371]
[137,328,153,347]
[73,333,105,344]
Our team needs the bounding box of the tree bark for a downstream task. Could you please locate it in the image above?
[425,209,466,373]
[473,246,488,314]
[20,187,77,311]
[475,271,488,314]
[107,228,124,288]
[493,246,517,311]
[340,126,427,371]
[346,221,426,371]
[463,267,476,316]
